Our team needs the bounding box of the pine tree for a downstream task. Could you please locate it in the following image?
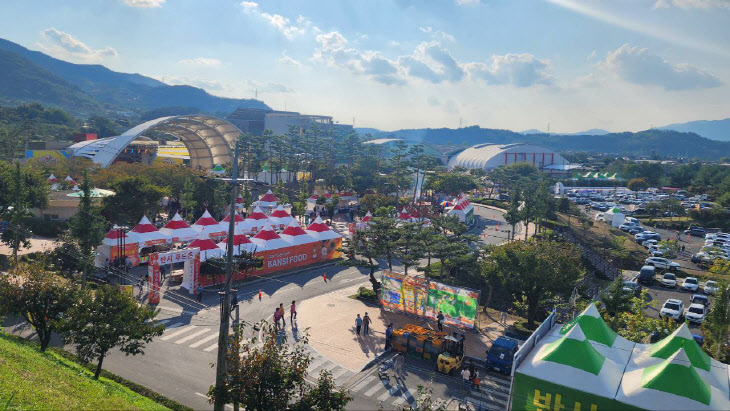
[68,170,106,287]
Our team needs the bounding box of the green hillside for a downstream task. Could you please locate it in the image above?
[0,333,168,410]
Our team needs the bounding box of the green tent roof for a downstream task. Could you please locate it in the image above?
[542,324,606,375]
[641,349,711,405]
[560,303,618,347]
[649,324,711,371]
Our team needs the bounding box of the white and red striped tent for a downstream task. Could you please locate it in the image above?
[235,194,244,210]
[323,190,332,199]
[192,210,226,238]
[279,219,316,245]
[130,215,171,247]
[306,216,342,241]
[64,175,77,185]
[361,211,372,223]
[268,205,294,230]
[255,189,279,209]
[221,211,247,231]
[47,173,57,183]
[160,213,198,243]
[244,206,269,234]
[217,226,257,255]
[397,208,412,221]
[186,232,224,261]
[250,222,290,251]
[307,190,319,204]
[102,227,139,246]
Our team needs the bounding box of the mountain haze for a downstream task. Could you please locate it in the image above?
[0,38,269,116]
[659,118,730,142]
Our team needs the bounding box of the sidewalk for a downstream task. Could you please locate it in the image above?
[297,283,514,373]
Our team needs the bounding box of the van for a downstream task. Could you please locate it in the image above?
[637,265,656,285]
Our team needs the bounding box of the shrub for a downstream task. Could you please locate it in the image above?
[355,286,377,301]
[23,218,68,238]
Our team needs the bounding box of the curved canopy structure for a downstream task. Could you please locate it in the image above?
[69,115,242,169]
[447,143,568,172]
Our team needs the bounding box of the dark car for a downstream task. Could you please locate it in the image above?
[637,265,656,285]
[497,193,511,201]
[485,336,519,375]
[623,280,642,297]
[685,226,707,236]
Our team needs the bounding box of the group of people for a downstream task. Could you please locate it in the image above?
[274,300,297,328]
[460,362,481,391]
[354,312,372,335]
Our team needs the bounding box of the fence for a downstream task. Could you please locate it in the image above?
[506,309,556,411]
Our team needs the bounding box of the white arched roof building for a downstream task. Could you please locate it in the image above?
[68,115,242,169]
[446,143,568,172]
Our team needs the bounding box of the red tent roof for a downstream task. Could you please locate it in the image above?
[281,220,307,236]
[247,206,268,221]
[341,191,354,197]
[307,216,331,232]
[452,203,465,211]
[323,191,332,198]
[164,213,192,229]
[187,236,219,251]
[222,212,245,223]
[259,189,279,203]
[361,211,372,222]
[269,205,291,218]
[308,190,319,200]
[131,215,159,233]
[105,228,129,239]
[220,233,252,245]
[47,173,57,182]
[64,175,76,184]
[193,210,219,226]
[398,208,412,220]
[236,194,244,204]
[253,223,281,241]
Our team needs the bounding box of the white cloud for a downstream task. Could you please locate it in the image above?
[400,41,464,83]
[38,28,117,63]
[243,80,295,94]
[278,52,303,67]
[602,44,722,90]
[455,0,480,5]
[466,54,553,87]
[654,0,730,8]
[240,1,317,39]
[122,0,165,7]
[419,26,455,42]
[178,57,222,67]
[153,75,294,98]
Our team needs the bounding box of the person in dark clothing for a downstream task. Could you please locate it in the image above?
[355,314,362,335]
[290,300,297,322]
[385,323,394,350]
[437,311,444,331]
[196,285,203,302]
[362,312,371,335]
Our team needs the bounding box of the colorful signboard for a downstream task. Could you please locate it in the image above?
[424,281,479,329]
[512,371,628,411]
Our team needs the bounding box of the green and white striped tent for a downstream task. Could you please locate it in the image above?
[512,304,730,410]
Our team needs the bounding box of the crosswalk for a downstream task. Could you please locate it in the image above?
[345,372,419,408]
[459,372,511,411]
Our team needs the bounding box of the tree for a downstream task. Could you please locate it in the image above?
[484,240,584,328]
[1,163,34,264]
[209,320,351,410]
[101,175,167,225]
[703,262,730,361]
[180,177,198,219]
[627,177,648,193]
[0,261,76,351]
[369,216,400,270]
[615,289,677,343]
[68,170,106,287]
[395,222,423,276]
[339,229,380,292]
[59,285,164,379]
[600,276,633,331]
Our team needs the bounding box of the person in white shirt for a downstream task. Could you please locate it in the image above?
[461,367,471,390]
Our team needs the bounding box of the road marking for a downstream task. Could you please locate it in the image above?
[160,325,196,341]
[204,343,218,352]
[349,375,377,393]
[156,319,170,325]
[330,367,349,381]
[174,328,211,345]
[189,333,219,348]
[364,382,387,397]
[392,396,406,405]
[338,278,361,284]
[165,322,184,330]
[306,357,328,374]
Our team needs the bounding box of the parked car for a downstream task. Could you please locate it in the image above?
[691,294,710,308]
[703,280,719,295]
[622,280,642,297]
[660,298,684,320]
[681,277,699,292]
[685,226,707,236]
[646,257,681,271]
[629,226,644,234]
[485,336,519,375]
[637,265,656,285]
[636,232,661,243]
[684,303,706,324]
[660,273,677,288]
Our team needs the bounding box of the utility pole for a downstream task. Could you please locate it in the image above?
[213,141,240,411]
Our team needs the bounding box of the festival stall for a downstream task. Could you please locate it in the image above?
[255,189,279,210]
[186,232,224,261]
[250,222,291,251]
[131,215,171,248]
[243,206,269,234]
[307,190,320,204]
[191,210,226,238]
[221,211,247,232]
[235,194,244,210]
[217,226,257,255]
[397,208,412,221]
[268,205,294,230]
[95,227,140,268]
[160,212,199,243]
[64,175,76,185]
[279,219,316,245]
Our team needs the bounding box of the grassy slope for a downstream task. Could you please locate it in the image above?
[0,333,168,411]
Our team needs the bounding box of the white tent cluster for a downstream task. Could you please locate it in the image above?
[513,303,730,411]
[445,193,474,223]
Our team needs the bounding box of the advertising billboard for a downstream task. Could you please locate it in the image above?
[379,270,428,315]
[424,281,479,329]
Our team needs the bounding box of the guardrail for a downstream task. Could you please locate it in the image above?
[506,309,556,410]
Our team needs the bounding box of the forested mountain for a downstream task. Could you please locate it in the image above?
[359,126,730,160]
[0,38,269,117]
[659,118,730,142]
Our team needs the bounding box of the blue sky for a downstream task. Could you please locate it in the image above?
[1,0,729,132]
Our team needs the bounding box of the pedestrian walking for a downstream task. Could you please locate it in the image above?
[196,285,203,302]
[279,303,286,327]
[290,300,297,322]
[681,244,685,252]
[363,312,371,335]
[437,311,444,331]
[500,303,509,325]
[461,367,471,391]
[274,307,282,329]
[355,314,362,335]
[385,323,394,350]
[394,353,405,380]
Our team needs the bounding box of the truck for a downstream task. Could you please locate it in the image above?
[485,336,519,375]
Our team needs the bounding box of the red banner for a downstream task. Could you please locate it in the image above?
[147,253,161,304]
[110,243,139,267]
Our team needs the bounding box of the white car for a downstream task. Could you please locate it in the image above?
[660,273,677,288]
[681,277,699,292]
[704,280,719,295]
[643,239,659,249]
[660,299,684,321]
[684,303,706,324]
[645,257,681,271]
